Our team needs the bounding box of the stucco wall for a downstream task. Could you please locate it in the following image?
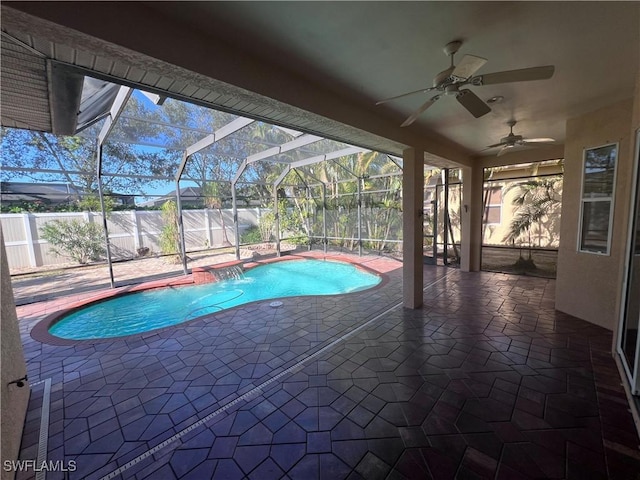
[0,228,30,480]
[556,99,635,329]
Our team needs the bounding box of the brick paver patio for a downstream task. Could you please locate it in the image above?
[11,252,640,479]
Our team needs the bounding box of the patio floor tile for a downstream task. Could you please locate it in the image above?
[11,252,640,479]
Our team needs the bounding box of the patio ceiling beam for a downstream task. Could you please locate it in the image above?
[293,168,325,186]
[331,158,358,178]
[292,169,322,211]
[117,114,216,136]
[273,125,303,138]
[175,117,254,182]
[288,146,368,169]
[249,134,323,165]
[292,169,310,190]
[96,138,186,150]
[273,165,292,187]
[185,116,254,157]
[97,86,132,145]
[116,115,299,151]
[232,133,322,184]
[140,90,166,106]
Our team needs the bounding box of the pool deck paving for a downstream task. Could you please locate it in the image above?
[10,247,261,307]
[10,251,640,479]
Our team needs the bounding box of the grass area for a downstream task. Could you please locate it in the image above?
[481,246,558,278]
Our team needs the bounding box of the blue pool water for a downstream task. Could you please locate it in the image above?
[49,259,380,340]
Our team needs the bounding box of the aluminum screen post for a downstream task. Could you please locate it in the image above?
[291,169,315,251]
[432,198,438,260]
[175,178,188,275]
[231,180,240,260]
[273,184,281,257]
[322,184,328,253]
[299,169,327,254]
[96,143,115,288]
[95,86,131,289]
[272,166,291,257]
[306,186,312,251]
[357,176,363,256]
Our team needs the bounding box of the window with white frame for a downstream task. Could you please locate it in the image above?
[484,186,502,225]
[579,143,618,254]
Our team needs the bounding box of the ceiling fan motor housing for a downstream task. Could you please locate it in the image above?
[501,133,523,145]
[433,66,455,88]
[443,40,462,56]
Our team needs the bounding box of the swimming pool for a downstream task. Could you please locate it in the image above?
[48,259,381,340]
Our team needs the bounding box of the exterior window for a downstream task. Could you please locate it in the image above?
[484,187,502,225]
[579,143,618,254]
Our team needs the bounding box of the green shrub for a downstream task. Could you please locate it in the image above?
[40,220,106,264]
[241,225,262,244]
[78,194,115,213]
[259,211,275,242]
[285,235,308,246]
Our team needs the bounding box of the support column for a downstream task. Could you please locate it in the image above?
[460,164,483,272]
[402,147,424,309]
[443,170,450,265]
[0,228,30,472]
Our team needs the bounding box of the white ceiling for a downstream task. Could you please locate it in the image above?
[2,1,638,164]
[149,1,639,156]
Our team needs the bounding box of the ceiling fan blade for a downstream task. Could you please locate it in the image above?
[456,89,491,118]
[478,65,555,85]
[400,96,439,127]
[452,54,488,80]
[376,86,436,105]
[522,137,555,144]
[497,145,514,157]
[486,142,506,149]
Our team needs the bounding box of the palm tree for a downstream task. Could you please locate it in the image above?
[503,177,562,266]
[203,181,231,246]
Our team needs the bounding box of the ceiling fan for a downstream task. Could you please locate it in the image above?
[376,40,555,127]
[487,120,555,156]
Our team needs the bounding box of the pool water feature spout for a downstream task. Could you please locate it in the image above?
[213,265,244,281]
[192,260,244,284]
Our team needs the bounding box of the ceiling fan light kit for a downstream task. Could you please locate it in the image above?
[376,40,555,127]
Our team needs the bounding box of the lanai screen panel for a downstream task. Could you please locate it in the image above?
[106,93,237,151]
[236,137,357,185]
[196,121,299,183]
[290,152,402,252]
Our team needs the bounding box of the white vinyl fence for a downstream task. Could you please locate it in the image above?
[1,208,261,270]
